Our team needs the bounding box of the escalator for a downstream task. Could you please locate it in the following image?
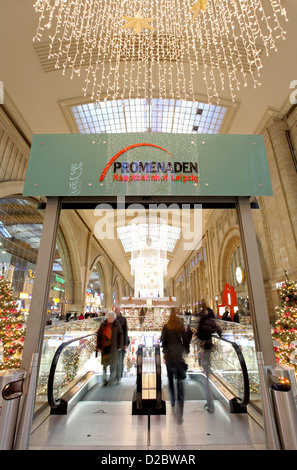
[46,332,250,417]
[28,325,267,450]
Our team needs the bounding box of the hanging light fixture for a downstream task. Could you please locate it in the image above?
[130,219,168,298]
[32,0,287,104]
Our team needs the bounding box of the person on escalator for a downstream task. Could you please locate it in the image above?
[160,308,190,424]
[198,299,215,319]
[96,310,123,386]
[196,313,222,413]
[113,303,130,383]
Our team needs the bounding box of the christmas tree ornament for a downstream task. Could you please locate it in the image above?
[0,276,25,370]
[272,272,297,375]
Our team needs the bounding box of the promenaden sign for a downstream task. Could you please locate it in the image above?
[23,133,273,197]
[99,142,199,184]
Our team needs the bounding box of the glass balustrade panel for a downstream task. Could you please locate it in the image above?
[35,318,102,412]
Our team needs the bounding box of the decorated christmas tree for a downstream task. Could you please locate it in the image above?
[0,276,25,370]
[272,271,297,374]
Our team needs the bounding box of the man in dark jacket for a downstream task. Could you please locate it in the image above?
[96,310,123,386]
[113,304,129,383]
[198,299,215,319]
[197,315,222,349]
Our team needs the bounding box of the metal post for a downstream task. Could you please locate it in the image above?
[257,352,281,450]
[0,369,25,450]
[266,364,297,450]
[14,354,39,450]
[17,197,61,448]
[236,196,275,365]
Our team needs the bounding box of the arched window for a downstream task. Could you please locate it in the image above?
[230,245,245,289]
[86,262,106,313]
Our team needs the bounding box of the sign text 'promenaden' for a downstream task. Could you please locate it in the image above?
[112,160,199,183]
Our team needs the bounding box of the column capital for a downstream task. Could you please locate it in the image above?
[266,117,289,133]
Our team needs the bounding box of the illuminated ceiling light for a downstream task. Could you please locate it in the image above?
[121,219,174,297]
[117,221,181,253]
[117,219,181,297]
[32,0,287,104]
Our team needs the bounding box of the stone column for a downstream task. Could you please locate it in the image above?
[266,119,297,263]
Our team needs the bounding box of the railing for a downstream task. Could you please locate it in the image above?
[188,330,250,412]
[213,334,250,410]
[47,334,164,415]
[47,333,96,410]
[34,317,102,414]
[188,317,261,411]
[135,344,143,409]
[155,344,162,409]
[133,342,164,414]
[44,317,253,416]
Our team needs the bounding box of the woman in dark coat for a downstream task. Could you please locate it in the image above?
[196,314,222,412]
[160,308,189,423]
[96,311,123,386]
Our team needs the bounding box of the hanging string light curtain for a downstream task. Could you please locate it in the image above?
[32,0,287,104]
[130,220,168,298]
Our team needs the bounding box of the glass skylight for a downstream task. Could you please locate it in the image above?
[117,223,181,253]
[72,99,226,134]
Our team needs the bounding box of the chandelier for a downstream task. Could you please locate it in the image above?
[33,0,287,104]
[129,219,168,298]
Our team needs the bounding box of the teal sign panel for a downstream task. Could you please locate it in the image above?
[23,133,273,197]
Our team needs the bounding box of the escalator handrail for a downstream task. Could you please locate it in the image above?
[47,333,96,409]
[212,334,250,407]
[193,334,250,408]
[136,344,143,409]
[154,343,162,409]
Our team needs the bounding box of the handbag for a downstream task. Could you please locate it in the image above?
[102,353,111,366]
[174,358,188,380]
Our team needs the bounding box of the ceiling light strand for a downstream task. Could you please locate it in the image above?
[33,0,288,104]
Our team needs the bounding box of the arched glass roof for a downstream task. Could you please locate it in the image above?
[71,98,226,134]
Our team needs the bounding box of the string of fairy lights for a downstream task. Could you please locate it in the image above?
[32,0,288,104]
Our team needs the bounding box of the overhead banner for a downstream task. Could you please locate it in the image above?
[23,133,273,197]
